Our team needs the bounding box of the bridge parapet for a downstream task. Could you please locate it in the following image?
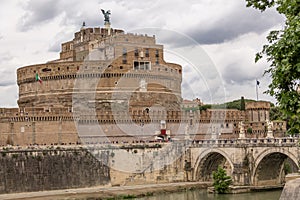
[191,137,299,148]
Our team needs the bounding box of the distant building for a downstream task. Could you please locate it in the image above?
[181,98,203,110]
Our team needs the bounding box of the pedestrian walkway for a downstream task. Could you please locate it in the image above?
[0,182,210,200]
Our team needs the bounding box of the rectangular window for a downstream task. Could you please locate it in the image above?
[155,49,159,57]
[134,62,139,70]
[145,62,150,70]
[140,62,145,70]
[145,49,149,57]
[134,48,139,57]
[156,57,159,65]
[133,61,151,70]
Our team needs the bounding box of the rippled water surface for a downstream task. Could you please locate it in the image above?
[136,189,282,200]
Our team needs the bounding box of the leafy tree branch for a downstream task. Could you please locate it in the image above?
[246,0,300,134]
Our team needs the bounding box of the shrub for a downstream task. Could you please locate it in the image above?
[212,166,232,194]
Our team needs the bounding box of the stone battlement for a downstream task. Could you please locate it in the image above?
[246,101,270,110]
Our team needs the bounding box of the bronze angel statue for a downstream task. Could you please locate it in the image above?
[101,9,111,23]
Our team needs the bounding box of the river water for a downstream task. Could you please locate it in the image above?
[136,189,282,200]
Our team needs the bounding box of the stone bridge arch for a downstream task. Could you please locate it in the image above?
[193,148,234,181]
[252,148,299,186]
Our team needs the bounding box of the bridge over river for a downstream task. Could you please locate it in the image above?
[187,137,299,186]
[77,136,300,188]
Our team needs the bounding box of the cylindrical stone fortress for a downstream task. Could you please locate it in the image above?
[17,27,182,113]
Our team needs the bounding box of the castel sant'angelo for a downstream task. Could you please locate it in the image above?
[0,11,286,146]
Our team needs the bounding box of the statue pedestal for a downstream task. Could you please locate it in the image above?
[104,22,111,35]
[238,121,246,139]
[238,132,246,139]
[266,120,274,139]
[211,132,217,140]
[105,22,111,28]
[266,130,274,139]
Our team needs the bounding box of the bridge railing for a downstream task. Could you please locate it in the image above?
[0,137,298,151]
[190,137,299,148]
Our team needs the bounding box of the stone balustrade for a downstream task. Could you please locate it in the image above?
[0,136,298,151]
[191,137,299,147]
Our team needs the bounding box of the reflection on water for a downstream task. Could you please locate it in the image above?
[136,189,282,200]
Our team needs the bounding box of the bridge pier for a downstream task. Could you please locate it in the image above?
[231,163,251,186]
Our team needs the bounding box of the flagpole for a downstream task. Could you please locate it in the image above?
[33,70,37,145]
[256,79,259,101]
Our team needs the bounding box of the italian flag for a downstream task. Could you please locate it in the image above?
[35,73,42,84]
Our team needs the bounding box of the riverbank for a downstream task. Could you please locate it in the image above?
[0,182,211,200]
[207,185,284,194]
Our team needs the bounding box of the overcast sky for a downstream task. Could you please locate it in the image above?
[0,0,285,107]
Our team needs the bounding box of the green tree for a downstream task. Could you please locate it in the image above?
[246,0,300,134]
[212,166,232,194]
[247,127,253,134]
[270,105,284,120]
[241,96,246,110]
[199,104,212,111]
[283,162,292,174]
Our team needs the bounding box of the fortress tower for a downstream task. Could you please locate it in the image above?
[17,26,182,113]
[8,12,186,145]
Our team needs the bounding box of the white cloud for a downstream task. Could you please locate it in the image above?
[202,29,280,103]
[0,85,18,107]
